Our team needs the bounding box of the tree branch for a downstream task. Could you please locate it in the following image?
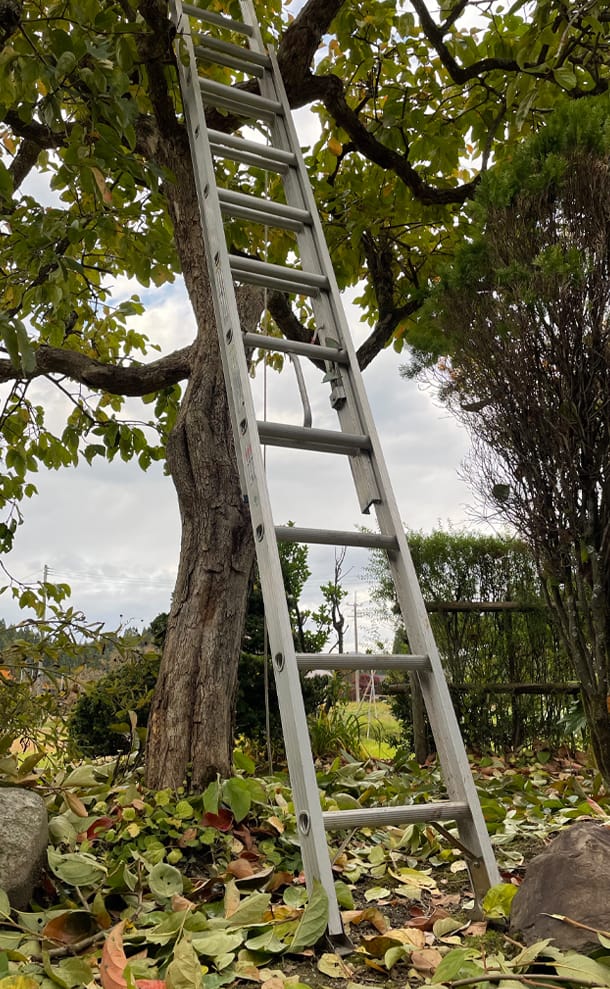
[314,72,478,205]
[357,300,422,370]
[409,0,525,83]
[0,344,192,395]
[276,0,346,105]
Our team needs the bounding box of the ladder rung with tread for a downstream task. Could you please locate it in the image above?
[170,0,500,949]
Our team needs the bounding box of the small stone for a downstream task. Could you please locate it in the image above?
[0,787,49,909]
[510,820,610,952]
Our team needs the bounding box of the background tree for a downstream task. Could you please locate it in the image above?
[1,0,608,787]
[369,529,573,753]
[411,96,610,779]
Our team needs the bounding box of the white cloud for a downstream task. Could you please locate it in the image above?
[2,288,477,650]
[2,99,483,651]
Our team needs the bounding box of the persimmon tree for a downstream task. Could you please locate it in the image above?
[1,0,608,788]
[413,96,610,779]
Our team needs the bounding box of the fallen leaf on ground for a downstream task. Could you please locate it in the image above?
[411,947,443,974]
[342,907,388,933]
[100,922,128,989]
[317,952,355,978]
[227,858,255,879]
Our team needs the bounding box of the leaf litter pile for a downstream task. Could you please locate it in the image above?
[3,748,610,988]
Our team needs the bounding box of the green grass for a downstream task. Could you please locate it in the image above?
[344,699,402,760]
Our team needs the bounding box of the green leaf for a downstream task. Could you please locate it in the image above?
[482,882,518,920]
[0,891,10,919]
[550,949,610,986]
[47,848,107,887]
[203,780,220,815]
[190,931,244,959]
[433,947,481,983]
[553,66,577,90]
[148,862,183,900]
[166,936,203,989]
[222,778,251,822]
[226,892,271,928]
[290,881,329,952]
[334,881,354,910]
[233,750,255,774]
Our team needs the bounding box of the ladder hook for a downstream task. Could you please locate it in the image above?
[290,353,312,428]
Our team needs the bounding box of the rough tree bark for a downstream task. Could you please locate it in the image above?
[140,120,264,788]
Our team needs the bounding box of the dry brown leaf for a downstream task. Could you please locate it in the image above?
[91,166,113,205]
[99,922,127,989]
[362,957,386,973]
[261,977,285,989]
[266,816,284,834]
[227,857,255,879]
[387,927,426,948]
[410,947,443,975]
[342,908,388,933]
[264,870,294,893]
[317,952,355,979]
[223,879,241,918]
[42,910,98,945]
[171,894,195,913]
[64,790,89,818]
[177,827,198,847]
[233,961,262,982]
[432,892,462,908]
[408,906,450,931]
[464,921,488,937]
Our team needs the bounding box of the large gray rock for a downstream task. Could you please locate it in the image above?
[0,788,48,909]
[510,820,610,952]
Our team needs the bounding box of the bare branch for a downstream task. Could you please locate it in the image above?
[0,344,192,394]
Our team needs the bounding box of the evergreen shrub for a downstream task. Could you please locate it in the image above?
[68,650,329,757]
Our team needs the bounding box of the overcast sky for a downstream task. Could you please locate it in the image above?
[1,274,480,650]
[1,78,488,653]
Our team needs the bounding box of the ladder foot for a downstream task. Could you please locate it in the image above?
[324,930,354,958]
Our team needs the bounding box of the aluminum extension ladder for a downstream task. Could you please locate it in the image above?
[169,0,500,947]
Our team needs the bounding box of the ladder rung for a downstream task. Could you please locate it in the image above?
[218,189,310,231]
[322,802,468,831]
[243,333,348,365]
[296,654,431,673]
[199,78,281,121]
[275,525,395,550]
[258,421,370,454]
[229,255,328,296]
[182,4,254,36]
[194,43,266,78]
[195,34,270,67]
[208,130,296,173]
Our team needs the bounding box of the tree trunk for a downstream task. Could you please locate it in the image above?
[410,672,429,763]
[145,342,255,790]
[581,689,610,784]
[144,133,261,790]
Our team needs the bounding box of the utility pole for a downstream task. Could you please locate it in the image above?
[32,563,48,693]
[42,563,48,621]
[353,593,360,703]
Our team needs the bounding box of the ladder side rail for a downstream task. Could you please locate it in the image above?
[254,52,385,512]
[170,0,345,940]
[254,39,500,895]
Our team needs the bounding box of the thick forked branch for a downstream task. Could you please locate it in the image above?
[0,344,192,394]
[276,0,346,105]
[315,73,478,206]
